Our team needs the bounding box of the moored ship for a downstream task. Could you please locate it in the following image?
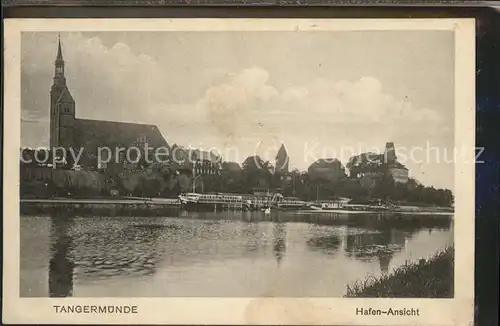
[178,192,308,212]
[276,197,309,210]
[179,193,244,212]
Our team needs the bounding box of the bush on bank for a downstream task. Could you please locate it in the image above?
[345,246,454,298]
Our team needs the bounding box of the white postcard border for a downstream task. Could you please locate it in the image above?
[3,18,476,325]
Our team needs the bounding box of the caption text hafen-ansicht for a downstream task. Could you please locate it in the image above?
[356,307,420,316]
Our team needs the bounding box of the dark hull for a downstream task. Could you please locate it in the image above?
[276,204,309,211]
[179,199,308,212]
[180,201,245,212]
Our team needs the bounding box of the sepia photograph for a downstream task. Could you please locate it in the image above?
[3,18,475,325]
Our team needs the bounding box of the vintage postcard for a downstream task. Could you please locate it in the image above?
[3,18,475,325]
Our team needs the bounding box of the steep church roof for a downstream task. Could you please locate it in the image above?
[275,143,289,172]
[74,118,169,154]
[56,88,74,103]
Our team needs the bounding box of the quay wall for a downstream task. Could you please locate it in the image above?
[20,166,108,197]
[20,166,184,198]
[20,199,180,217]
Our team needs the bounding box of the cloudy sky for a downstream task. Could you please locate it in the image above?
[21,31,455,190]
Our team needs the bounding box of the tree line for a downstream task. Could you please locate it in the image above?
[19,150,454,207]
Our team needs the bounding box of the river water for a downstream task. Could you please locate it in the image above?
[20,210,453,297]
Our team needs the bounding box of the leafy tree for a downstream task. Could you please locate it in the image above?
[218,162,243,193]
[242,156,273,191]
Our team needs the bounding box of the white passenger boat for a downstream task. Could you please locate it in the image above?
[276,197,309,210]
[179,193,244,211]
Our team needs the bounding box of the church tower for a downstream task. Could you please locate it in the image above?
[50,35,75,150]
[275,144,290,173]
[384,142,397,164]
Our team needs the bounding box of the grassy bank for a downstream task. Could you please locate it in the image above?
[345,246,454,298]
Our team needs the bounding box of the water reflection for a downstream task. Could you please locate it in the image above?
[20,210,453,297]
[344,230,406,260]
[307,234,342,254]
[378,253,392,274]
[304,225,422,274]
[49,212,74,297]
[177,210,453,233]
[242,222,260,252]
[343,229,407,274]
[273,223,286,266]
[70,221,166,280]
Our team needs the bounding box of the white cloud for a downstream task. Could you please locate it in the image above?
[281,86,309,102]
[23,32,165,124]
[178,66,450,178]
[194,66,445,137]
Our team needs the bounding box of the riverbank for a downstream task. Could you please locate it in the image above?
[395,205,454,213]
[345,246,454,298]
[21,197,180,204]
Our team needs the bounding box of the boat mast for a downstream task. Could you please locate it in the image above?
[192,161,196,193]
[192,159,203,193]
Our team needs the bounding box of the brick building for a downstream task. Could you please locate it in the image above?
[49,37,169,171]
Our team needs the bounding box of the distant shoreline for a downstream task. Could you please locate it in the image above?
[297,209,454,216]
[19,197,453,217]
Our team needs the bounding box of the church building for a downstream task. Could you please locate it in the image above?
[49,37,169,170]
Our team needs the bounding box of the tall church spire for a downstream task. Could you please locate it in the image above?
[49,33,75,150]
[56,33,64,62]
[52,34,66,88]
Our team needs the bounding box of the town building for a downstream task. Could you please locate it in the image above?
[347,152,384,179]
[308,158,347,182]
[347,142,409,184]
[383,142,409,184]
[170,144,222,176]
[49,37,169,171]
[387,162,409,184]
